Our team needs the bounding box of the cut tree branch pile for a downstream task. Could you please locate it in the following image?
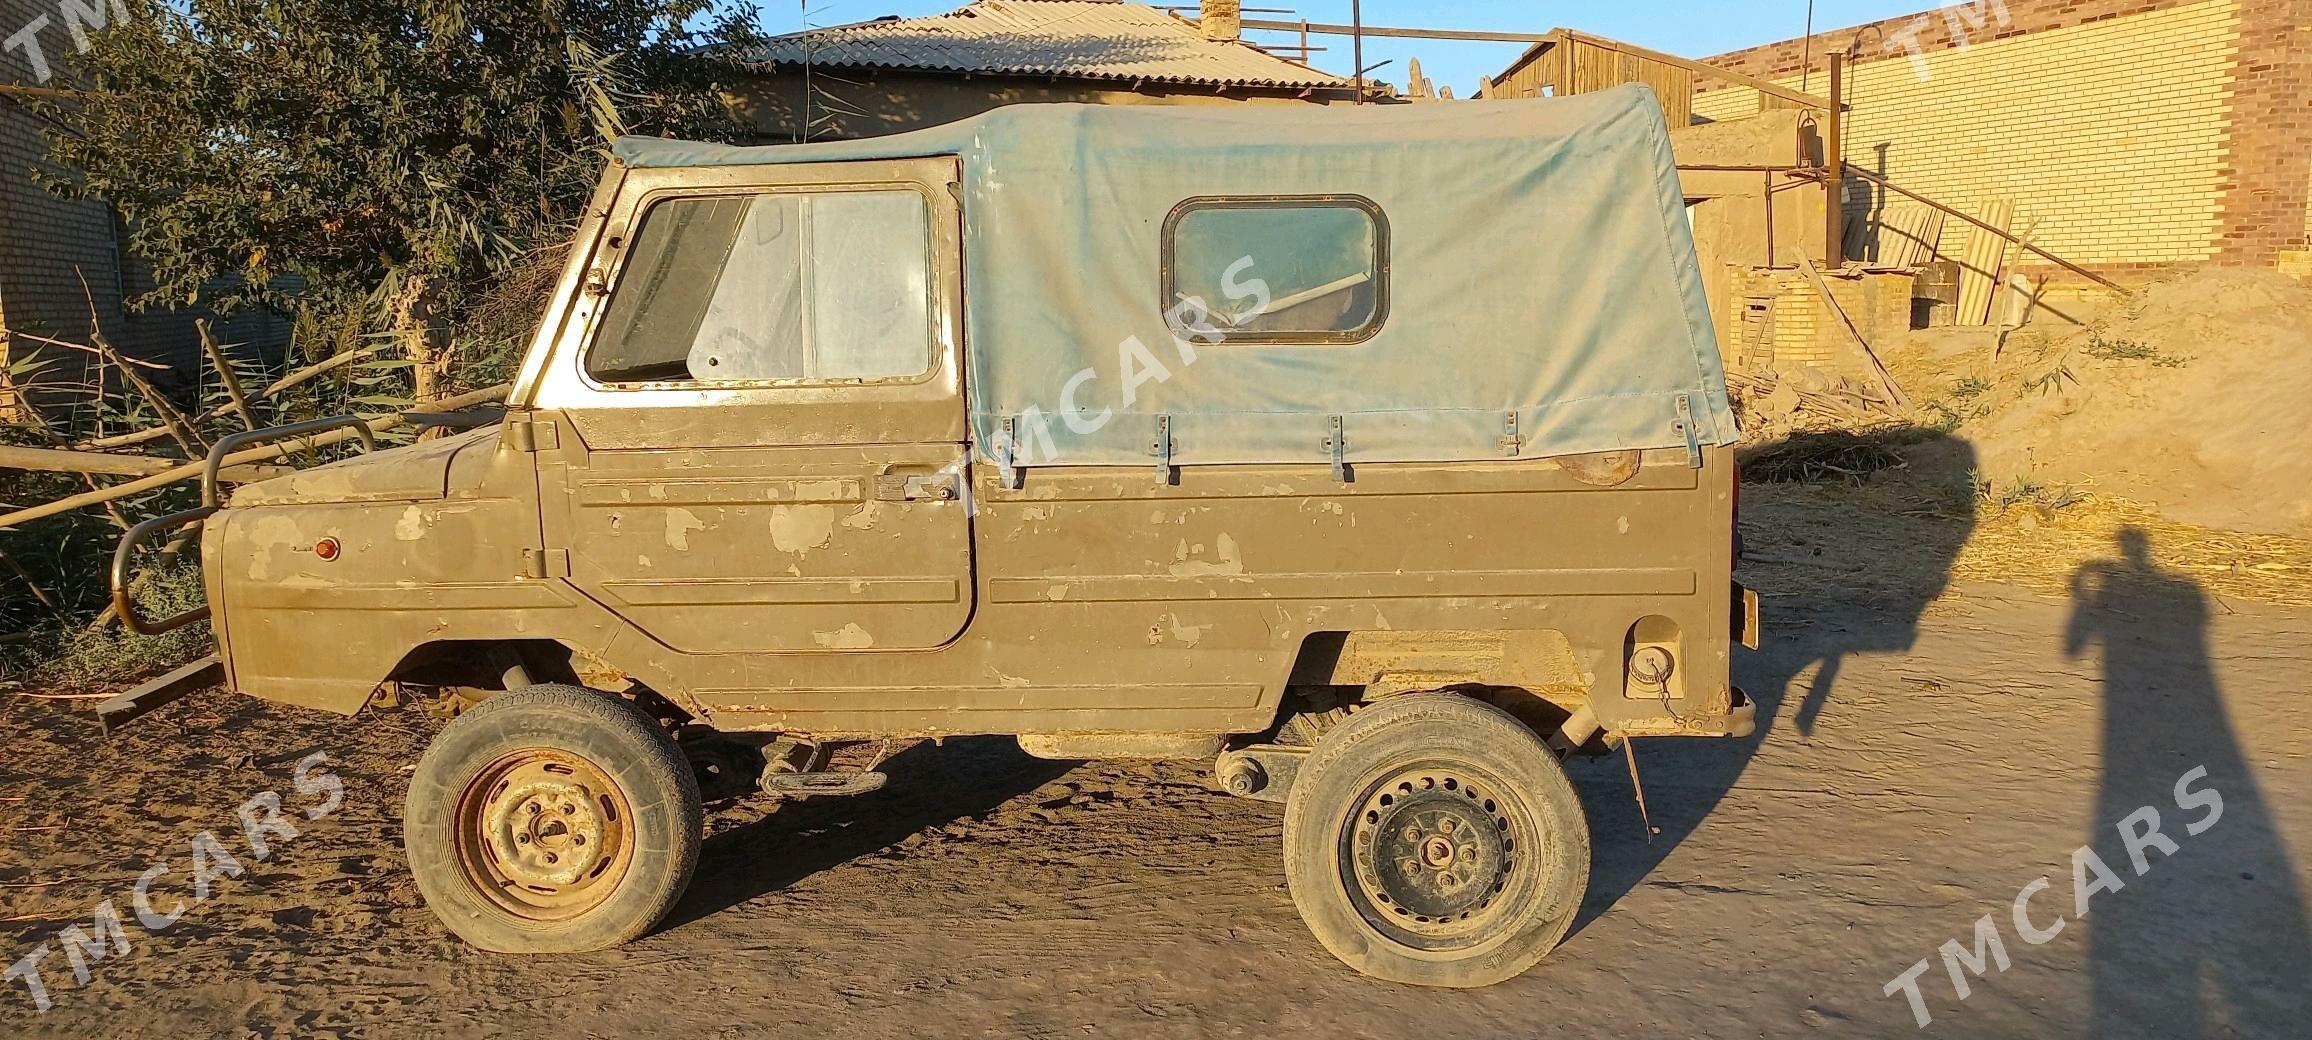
[0,382,510,532]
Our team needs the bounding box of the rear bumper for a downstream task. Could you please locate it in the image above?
[1732,580,1761,651]
[1617,685,1756,739]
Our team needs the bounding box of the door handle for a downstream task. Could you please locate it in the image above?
[875,469,961,502]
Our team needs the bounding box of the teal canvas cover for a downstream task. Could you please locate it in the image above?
[613,84,1737,468]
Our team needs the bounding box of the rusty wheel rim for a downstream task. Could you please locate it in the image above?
[453,748,636,923]
[1341,763,1529,952]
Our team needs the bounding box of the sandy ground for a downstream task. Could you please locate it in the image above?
[3,485,2310,1039]
[1891,268,2312,540]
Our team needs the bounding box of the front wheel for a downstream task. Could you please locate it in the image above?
[1283,694,1590,987]
[405,684,703,953]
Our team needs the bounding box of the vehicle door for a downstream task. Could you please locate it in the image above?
[526,157,973,654]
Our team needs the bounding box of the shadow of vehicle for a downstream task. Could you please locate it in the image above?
[1574,432,1979,935]
[2066,528,2312,1035]
[660,736,1077,931]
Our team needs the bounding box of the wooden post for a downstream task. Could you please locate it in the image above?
[1796,254,1908,410]
[1825,53,1845,268]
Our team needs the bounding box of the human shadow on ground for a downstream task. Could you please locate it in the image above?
[2066,528,2312,1037]
[1574,434,1979,936]
[661,736,1076,931]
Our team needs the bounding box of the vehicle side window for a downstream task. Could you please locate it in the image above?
[588,189,935,384]
[1163,196,1387,344]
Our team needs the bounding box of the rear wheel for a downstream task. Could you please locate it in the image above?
[1283,694,1590,987]
[405,684,702,953]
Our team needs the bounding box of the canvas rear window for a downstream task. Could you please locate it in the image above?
[1163,196,1387,344]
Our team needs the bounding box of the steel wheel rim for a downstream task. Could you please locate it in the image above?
[1339,761,1533,952]
[453,748,637,923]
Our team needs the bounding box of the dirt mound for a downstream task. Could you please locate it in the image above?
[1886,267,2312,539]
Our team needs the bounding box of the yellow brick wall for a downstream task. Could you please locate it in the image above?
[1727,268,1915,380]
[1692,86,1764,124]
[1696,0,2241,268]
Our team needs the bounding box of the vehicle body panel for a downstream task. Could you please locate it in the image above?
[194,90,1752,745]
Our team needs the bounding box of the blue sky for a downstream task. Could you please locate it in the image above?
[768,1,1945,96]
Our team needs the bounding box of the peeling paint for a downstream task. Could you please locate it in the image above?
[769,504,837,554]
[664,508,706,551]
[813,622,875,649]
[840,502,881,531]
[393,505,427,542]
[1165,613,1208,647]
[244,515,305,583]
[792,479,852,501]
[1617,515,1632,535]
[1169,532,1245,578]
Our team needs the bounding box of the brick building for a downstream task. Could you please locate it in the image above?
[1695,0,2312,282]
[0,0,289,414]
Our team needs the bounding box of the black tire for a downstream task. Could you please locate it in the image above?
[404,684,702,953]
[1283,694,1590,987]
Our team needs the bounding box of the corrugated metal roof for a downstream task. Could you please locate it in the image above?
[741,1,1349,89]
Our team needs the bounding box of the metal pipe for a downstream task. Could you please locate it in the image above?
[1240,17,1550,43]
[111,507,220,635]
[1351,0,1365,104]
[1825,53,1845,267]
[1765,170,1778,269]
[201,415,378,507]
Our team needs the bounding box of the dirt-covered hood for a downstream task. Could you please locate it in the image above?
[229,425,499,507]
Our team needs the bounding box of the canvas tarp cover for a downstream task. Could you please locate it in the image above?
[612,84,1736,467]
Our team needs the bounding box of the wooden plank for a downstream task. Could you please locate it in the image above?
[1986,217,2042,329]
[1956,198,2015,326]
[1873,205,1944,268]
[1914,209,1948,267]
[1795,255,1909,410]
[95,656,223,734]
[1553,27,1831,111]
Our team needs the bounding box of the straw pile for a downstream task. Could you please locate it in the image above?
[1954,495,2312,609]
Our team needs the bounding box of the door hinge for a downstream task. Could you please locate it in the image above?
[1323,415,1351,483]
[996,416,1023,490]
[520,548,571,579]
[1674,394,1704,470]
[504,418,559,453]
[1150,414,1175,485]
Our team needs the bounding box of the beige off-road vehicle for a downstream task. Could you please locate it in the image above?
[112,86,1755,987]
